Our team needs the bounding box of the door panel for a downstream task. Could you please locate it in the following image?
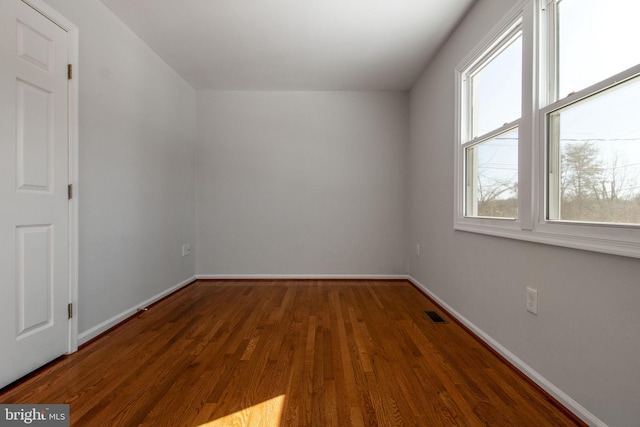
[0,0,70,388]
[17,19,55,73]
[16,225,53,339]
[17,79,54,192]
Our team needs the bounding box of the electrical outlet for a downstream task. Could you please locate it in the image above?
[182,244,191,257]
[526,287,538,315]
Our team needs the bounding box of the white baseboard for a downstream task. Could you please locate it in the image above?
[196,274,409,280]
[77,275,197,346]
[407,276,606,427]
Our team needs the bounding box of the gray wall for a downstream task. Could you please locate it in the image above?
[42,0,197,338]
[196,91,408,276]
[408,1,640,425]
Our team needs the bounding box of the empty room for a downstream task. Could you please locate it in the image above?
[1,0,639,426]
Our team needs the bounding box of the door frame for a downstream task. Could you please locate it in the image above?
[21,0,79,353]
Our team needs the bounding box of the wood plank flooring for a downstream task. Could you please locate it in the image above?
[0,280,585,426]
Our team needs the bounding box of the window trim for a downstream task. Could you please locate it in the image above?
[454,0,640,259]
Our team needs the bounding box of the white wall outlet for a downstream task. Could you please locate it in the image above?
[526,287,538,315]
[416,243,420,257]
[182,244,191,257]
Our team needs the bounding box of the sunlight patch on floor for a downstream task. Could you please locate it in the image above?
[199,395,286,427]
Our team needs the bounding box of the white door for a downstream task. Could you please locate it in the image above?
[0,0,71,388]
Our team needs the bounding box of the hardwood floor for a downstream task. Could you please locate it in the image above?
[0,280,585,426]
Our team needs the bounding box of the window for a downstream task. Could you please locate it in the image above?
[546,77,640,224]
[552,0,640,99]
[460,18,522,220]
[544,0,640,226]
[455,0,640,258]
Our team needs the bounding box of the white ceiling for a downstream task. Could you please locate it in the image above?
[99,0,475,91]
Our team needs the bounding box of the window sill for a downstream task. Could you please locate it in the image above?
[454,220,640,259]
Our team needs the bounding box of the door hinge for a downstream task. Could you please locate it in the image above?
[68,303,73,319]
[68,64,72,80]
[68,184,73,200]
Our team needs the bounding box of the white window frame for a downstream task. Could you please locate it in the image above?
[455,1,531,234]
[454,0,640,259]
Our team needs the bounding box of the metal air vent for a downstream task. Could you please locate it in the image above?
[423,310,447,324]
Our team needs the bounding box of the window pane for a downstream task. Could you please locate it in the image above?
[548,76,640,224]
[466,129,518,218]
[471,34,522,138]
[558,0,640,97]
